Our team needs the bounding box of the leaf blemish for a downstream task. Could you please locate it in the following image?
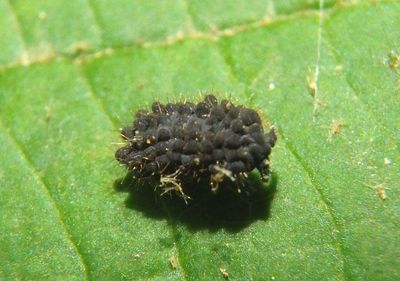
[334,65,343,72]
[69,41,93,60]
[328,119,345,142]
[384,158,392,165]
[38,11,47,21]
[268,82,276,91]
[375,184,388,201]
[307,75,317,98]
[386,50,400,69]
[219,267,229,279]
[306,73,322,115]
[364,182,389,201]
[132,253,141,260]
[44,105,53,123]
[168,255,178,269]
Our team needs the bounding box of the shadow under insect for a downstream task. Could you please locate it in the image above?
[113,172,277,232]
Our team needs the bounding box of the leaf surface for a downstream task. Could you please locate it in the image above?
[1,1,399,280]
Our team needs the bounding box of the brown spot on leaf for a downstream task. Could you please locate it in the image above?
[328,119,345,142]
[220,267,229,279]
[168,255,178,269]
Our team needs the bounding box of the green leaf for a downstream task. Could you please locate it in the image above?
[1,1,399,280]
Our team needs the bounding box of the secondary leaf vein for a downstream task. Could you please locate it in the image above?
[161,200,189,281]
[217,35,347,280]
[279,128,347,281]
[311,0,324,117]
[0,118,89,281]
[4,0,30,65]
[77,67,189,280]
[323,27,400,143]
[84,0,104,46]
[180,0,196,31]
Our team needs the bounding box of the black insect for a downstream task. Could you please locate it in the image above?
[115,95,276,201]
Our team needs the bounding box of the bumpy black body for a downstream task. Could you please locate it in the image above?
[115,95,276,193]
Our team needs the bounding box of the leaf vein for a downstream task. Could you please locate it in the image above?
[217,36,347,280]
[161,201,189,281]
[0,0,396,71]
[180,0,196,31]
[75,65,116,129]
[311,0,324,117]
[323,25,400,143]
[4,0,30,65]
[0,118,89,281]
[279,128,347,281]
[266,0,277,18]
[77,67,189,280]
[0,9,329,71]
[84,0,104,46]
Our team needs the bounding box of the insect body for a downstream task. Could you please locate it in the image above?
[115,95,276,199]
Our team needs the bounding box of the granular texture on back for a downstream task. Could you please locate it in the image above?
[115,95,276,196]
